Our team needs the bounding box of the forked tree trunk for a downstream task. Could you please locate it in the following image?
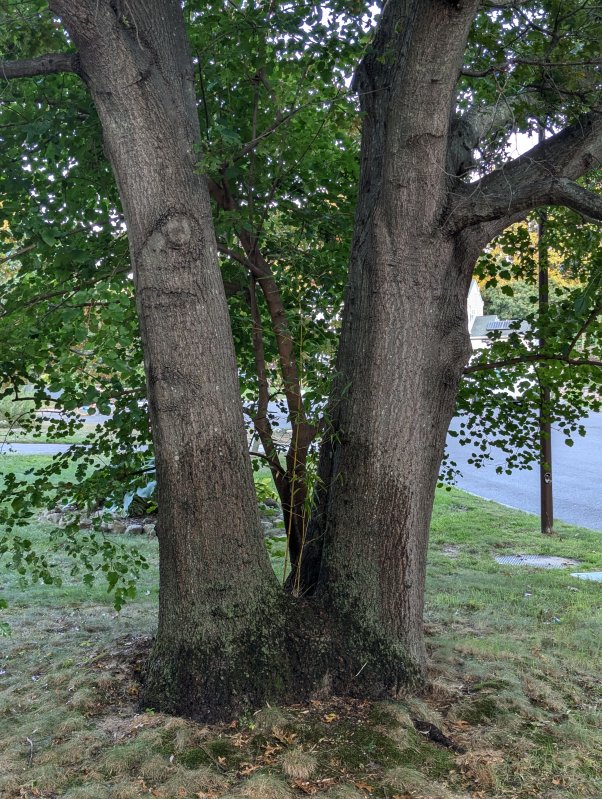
[297,0,479,687]
[39,0,601,719]
[50,0,288,718]
[308,244,473,685]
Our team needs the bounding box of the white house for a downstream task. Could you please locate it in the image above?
[467,280,529,350]
[467,279,484,332]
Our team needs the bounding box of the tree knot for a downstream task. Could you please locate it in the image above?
[164,216,192,249]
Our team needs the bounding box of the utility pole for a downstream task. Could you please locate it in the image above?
[538,127,554,534]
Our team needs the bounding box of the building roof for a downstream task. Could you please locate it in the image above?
[470,315,530,339]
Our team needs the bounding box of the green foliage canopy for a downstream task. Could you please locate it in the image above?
[0,0,601,607]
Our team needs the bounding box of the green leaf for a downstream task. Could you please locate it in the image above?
[39,230,57,247]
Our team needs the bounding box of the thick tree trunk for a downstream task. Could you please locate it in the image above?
[5,0,600,722]
[310,243,472,685]
[50,0,288,719]
[298,0,478,688]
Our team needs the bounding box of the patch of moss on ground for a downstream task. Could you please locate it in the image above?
[177,746,214,769]
[329,723,406,770]
[398,739,457,780]
[206,737,243,767]
[458,695,503,725]
[368,703,404,729]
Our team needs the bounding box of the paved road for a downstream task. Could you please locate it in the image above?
[0,411,112,456]
[38,410,111,425]
[5,404,599,531]
[446,411,602,531]
[1,442,72,455]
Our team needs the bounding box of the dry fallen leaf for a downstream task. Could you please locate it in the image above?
[273,728,297,744]
[238,762,261,776]
[292,780,318,795]
[231,732,247,748]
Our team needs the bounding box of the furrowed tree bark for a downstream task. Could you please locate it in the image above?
[446,112,602,232]
[0,52,79,78]
[45,0,289,720]
[5,0,602,719]
[299,0,482,686]
[300,0,602,691]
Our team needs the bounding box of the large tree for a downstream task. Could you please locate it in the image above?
[0,0,359,581]
[293,0,602,666]
[1,0,601,719]
[2,0,289,718]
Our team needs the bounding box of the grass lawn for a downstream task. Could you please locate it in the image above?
[0,456,600,799]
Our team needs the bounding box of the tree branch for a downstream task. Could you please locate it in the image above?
[480,0,530,7]
[248,277,284,484]
[461,58,602,78]
[0,244,36,265]
[210,176,311,443]
[550,178,602,221]
[217,243,267,279]
[249,450,286,476]
[0,52,79,80]
[567,300,602,353]
[448,100,517,176]
[464,353,602,374]
[447,112,602,233]
[233,104,306,163]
